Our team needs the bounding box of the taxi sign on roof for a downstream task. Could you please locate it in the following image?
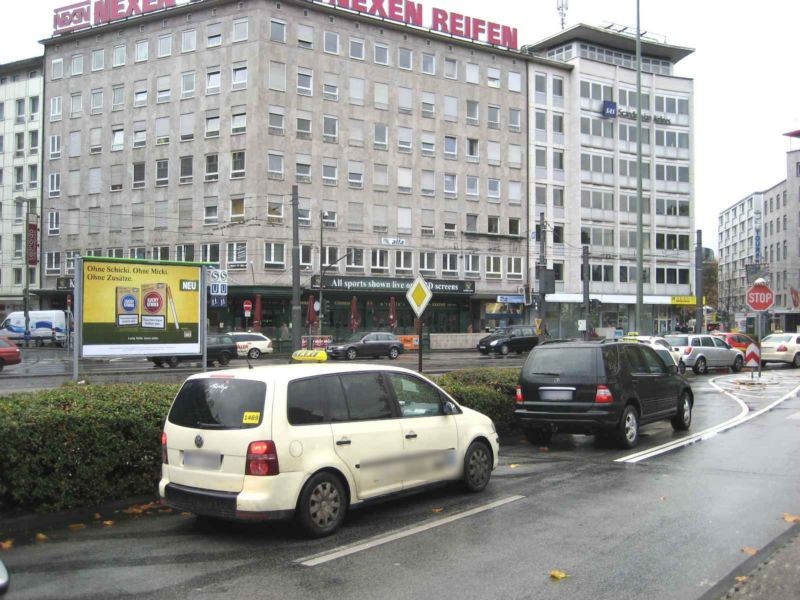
[291,349,328,362]
[406,275,433,318]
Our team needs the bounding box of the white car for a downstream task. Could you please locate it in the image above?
[227,332,273,359]
[760,333,800,367]
[159,363,499,537]
[625,335,685,373]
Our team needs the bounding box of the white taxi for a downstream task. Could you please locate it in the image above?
[760,332,800,368]
[159,363,499,537]
[227,332,273,359]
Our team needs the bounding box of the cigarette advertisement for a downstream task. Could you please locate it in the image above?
[81,258,203,357]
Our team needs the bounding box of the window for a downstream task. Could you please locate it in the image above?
[135,40,148,62]
[350,37,364,59]
[509,108,522,132]
[466,176,479,198]
[112,85,124,110]
[323,115,338,143]
[231,107,246,134]
[466,62,479,84]
[397,86,411,113]
[348,161,364,188]
[374,43,389,65]
[508,71,522,93]
[46,252,61,275]
[49,172,61,197]
[179,156,193,184]
[507,257,522,280]
[397,127,412,152]
[70,93,82,117]
[50,96,62,121]
[322,158,338,184]
[179,113,194,141]
[231,151,246,178]
[467,100,479,125]
[157,75,170,103]
[487,67,501,88]
[371,249,388,272]
[488,179,501,199]
[226,241,247,269]
[71,53,84,75]
[268,106,285,135]
[374,123,388,149]
[421,92,435,118]
[419,251,436,273]
[421,52,435,74]
[155,159,169,186]
[486,256,502,278]
[267,152,283,178]
[111,127,124,151]
[442,253,458,274]
[133,162,145,189]
[49,134,61,159]
[48,211,60,235]
[233,17,248,42]
[205,113,220,138]
[487,215,500,234]
[90,88,103,114]
[271,19,286,43]
[158,35,172,57]
[398,47,412,70]
[181,29,196,53]
[444,173,457,196]
[206,67,221,94]
[133,82,147,107]
[297,67,313,96]
[155,117,170,144]
[323,73,339,101]
[349,77,364,105]
[324,30,339,54]
[444,57,457,79]
[113,44,126,67]
[232,62,247,90]
[444,135,457,159]
[51,58,64,79]
[205,154,219,182]
[202,243,220,265]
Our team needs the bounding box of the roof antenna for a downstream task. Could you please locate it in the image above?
[557,0,568,30]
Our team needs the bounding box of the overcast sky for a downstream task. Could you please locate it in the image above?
[5,0,800,252]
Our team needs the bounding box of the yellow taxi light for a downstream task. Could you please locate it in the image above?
[291,349,328,362]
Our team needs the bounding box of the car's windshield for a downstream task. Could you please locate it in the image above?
[664,335,688,346]
[490,328,509,335]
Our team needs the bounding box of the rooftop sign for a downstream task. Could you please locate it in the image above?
[53,0,175,36]
[325,0,518,49]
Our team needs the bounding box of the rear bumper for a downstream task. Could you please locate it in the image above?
[761,351,794,363]
[162,482,294,522]
[514,405,621,434]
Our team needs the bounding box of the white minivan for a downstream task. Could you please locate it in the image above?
[0,310,67,346]
[160,363,499,537]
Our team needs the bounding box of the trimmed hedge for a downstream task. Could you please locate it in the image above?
[437,368,521,432]
[0,383,179,513]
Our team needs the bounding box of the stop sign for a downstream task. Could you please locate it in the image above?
[746,283,774,312]
[243,299,253,312]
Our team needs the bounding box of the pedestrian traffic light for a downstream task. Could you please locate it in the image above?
[322,299,331,313]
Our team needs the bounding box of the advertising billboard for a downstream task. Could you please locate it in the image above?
[80,257,204,357]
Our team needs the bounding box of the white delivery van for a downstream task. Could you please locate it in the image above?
[0,310,67,346]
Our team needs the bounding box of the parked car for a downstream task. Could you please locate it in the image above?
[0,337,21,372]
[712,331,758,353]
[623,334,685,374]
[663,333,744,375]
[149,334,237,368]
[327,332,404,360]
[760,333,800,367]
[477,326,539,356]
[228,332,274,359]
[515,341,693,448]
[159,363,499,536]
[0,310,67,346]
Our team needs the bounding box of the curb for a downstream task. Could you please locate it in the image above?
[0,495,159,538]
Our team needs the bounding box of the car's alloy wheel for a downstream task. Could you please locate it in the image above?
[615,405,639,449]
[388,347,399,359]
[732,355,743,373]
[248,348,261,359]
[346,348,358,360]
[499,344,509,356]
[297,473,346,538]
[671,391,692,431]
[463,441,491,492]
[693,357,707,375]
[218,352,231,366]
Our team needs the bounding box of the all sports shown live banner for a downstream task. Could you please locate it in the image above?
[80,257,203,357]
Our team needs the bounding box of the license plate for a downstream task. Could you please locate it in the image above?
[539,389,574,401]
[183,451,222,470]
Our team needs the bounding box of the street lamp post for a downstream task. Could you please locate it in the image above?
[319,210,326,335]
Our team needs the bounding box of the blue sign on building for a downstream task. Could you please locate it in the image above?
[209,296,227,308]
[601,100,617,118]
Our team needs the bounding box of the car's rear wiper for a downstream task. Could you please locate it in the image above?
[196,422,228,429]
[530,372,562,376]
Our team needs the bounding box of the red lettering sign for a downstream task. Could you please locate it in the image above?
[53,0,176,35]
[27,222,39,266]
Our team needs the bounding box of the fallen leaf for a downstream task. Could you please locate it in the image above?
[160,508,173,514]
[68,523,86,532]
[508,464,520,469]
[93,513,101,520]
[539,447,550,453]
[35,533,48,542]
[432,507,444,513]
[735,576,749,584]
[102,520,114,527]
[741,546,758,556]
[0,539,13,551]
[783,513,800,524]
[549,569,569,581]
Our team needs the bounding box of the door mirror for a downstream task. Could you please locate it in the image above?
[442,400,460,415]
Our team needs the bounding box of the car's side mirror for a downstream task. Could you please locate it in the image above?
[442,400,460,415]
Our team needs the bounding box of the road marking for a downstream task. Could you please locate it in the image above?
[616,375,800,463]
[787,411,800,420]
[296,495,524,567]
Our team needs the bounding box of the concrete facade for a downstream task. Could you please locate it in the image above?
[0,57,43,317]
[39,0,558,337]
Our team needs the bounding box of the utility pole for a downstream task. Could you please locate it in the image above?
[695,229,703,334]
[318,210,325,336]
[582,245,590,340]
[23,206,37,348]
[291,185,301,351]
[634,0,645,335]
[538,212,547,330]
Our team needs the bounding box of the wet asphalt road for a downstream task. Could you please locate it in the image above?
[2,369,799,599]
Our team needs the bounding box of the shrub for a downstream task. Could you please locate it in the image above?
[437,367,520,396]
[0,383,179,513]
[437,368,521,432]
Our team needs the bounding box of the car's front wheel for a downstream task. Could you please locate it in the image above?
[499,343,509,356]
[217,352,231,366]
[152,358,164,368]
[693,357,708,375]
[671,391,692,431]
[732,355,743,373]
[346,348,358,360]
[462,441,492,492]
[678,360,686,375]
[615,404,640,449]
[297,472,347,538]
[248,348,261,360]
[388,347,399,359]
[166,356,179,368]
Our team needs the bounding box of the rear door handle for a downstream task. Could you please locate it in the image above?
[405,432,418,439]
[336,438,351,446]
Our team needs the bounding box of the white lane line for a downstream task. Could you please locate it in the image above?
[296,495,524,567]
[788,411,800,420]
[616,376,800,463]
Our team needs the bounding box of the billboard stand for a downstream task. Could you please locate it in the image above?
[73,257,82,382]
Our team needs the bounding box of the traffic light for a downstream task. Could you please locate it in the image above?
[322,299,331,313]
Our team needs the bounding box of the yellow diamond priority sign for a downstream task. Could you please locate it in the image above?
[406,275,433,318]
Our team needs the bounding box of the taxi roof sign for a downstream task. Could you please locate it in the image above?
[291,349,328,362]
[406,275,433,318]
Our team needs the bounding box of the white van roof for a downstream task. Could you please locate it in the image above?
[184,363,421,385]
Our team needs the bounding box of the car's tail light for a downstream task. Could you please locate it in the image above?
[246,440,279,476]
[161,432,168,464]
[777,344,788,352]
[594,385,613,403]
[515,385,523,404]
[683,347,693,355]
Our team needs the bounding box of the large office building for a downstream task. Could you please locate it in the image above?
[526,24,696,336]
[39,0,570,338]
[0,57,43,317]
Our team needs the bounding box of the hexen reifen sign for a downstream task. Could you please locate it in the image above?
[81,257,202,357]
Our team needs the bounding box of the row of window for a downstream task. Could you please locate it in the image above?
[579,116,690,148]
[0,266,36,287]
[50,17,524,92]
[0,165,39,191]
[0,97,40,124]
[580,189,691,216]
[582,264,691,285]
[43,246,525,281]
[580,152,690,182]
[579,228,690,250]
[579,80,690,115]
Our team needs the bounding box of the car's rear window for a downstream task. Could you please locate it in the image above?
[763,334,792,343]
[665,335,688,346]
[168,378,266,429]
[527,347,597,377]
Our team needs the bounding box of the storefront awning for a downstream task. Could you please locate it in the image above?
[546,293,684,305]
